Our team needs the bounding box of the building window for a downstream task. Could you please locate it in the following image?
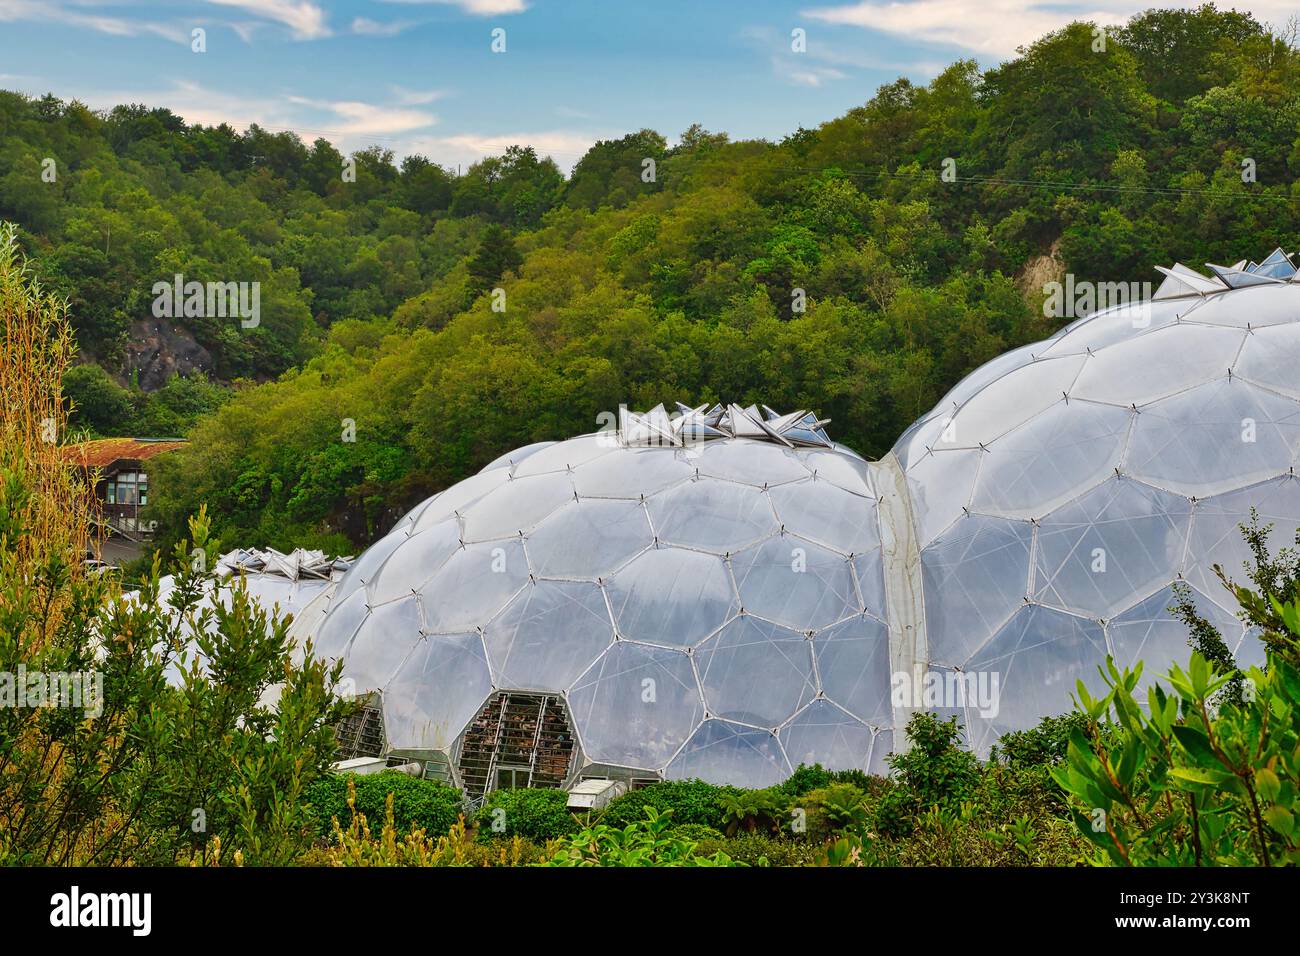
[457,692,575,799]
[109,472,148,508]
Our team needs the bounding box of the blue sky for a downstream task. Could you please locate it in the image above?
[1,1,1294,171]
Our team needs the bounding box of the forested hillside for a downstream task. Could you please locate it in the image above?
[3,5,1298,556]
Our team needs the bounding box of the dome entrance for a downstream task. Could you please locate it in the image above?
[457,692,576,798]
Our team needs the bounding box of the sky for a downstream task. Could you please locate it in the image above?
[1,0,1296,172]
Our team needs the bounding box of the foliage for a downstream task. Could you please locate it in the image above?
[305,771,462,840]
[875,713,982,838]
[718,787,791,837]
[598,779,732,830]
[542,807,743,867]
[475,786,577,843]
[779,762,834,797]
[1055,636,1300,866]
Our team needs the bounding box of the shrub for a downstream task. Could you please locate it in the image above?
[543,807,743,866]
[599,779,731,830]
[669,822,724,842]
[779,763,833,797]
[695,833,821,866]
[475,787,577,843]
[718,788,791,836]
[306,772,462,839]
[872,713,981,839]
[992,713,1096,769]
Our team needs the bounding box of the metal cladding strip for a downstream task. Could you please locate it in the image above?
[870,451,927,750]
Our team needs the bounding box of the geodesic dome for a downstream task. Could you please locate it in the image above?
[894,250,1300,752]
[311,250,1300,789]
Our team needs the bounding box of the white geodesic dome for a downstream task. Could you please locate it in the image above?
[311,250,1300,788]
[893,251,1300,751]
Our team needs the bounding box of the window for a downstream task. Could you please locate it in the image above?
[458,692,575,799]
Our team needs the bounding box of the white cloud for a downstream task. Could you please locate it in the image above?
[801,1,1300,58]
[378,0,529,15]
[286,95,437,136]
[0,0,187,43]
[352,16,414,37]
[205,0,331,40]
[390,85,449,106]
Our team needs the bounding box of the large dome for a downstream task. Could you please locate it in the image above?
[308,405,892,791]
[309,251,1300,789]
[894,252,1300,752]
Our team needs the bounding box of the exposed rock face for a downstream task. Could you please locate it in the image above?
[123,318,213,391]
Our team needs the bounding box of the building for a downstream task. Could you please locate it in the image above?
[64,437,187,561]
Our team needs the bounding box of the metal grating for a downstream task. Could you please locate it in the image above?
[333,696,385,760]
[457,692,575,799]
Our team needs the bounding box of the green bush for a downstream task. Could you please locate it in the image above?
[475,787,577,843]
[779,763,833,797]
[669,822,724,842]
[599,779,732,830]
[695,833,821,867]
[306,772,462,839]
[543,808,743,866]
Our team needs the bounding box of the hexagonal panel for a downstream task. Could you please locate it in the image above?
[341,596,423,694]
[970,401,1132,518]
[460,471,574,542]
[814,615,891,726]
[665,719,790,788]
[778,700,875,774]
[731,537,858,630]
[420,538,529,633]
[368,518,461,605]
[647,478,777,552]
[696,616,816,727]
[923,514,1033,668]
[1234,323,1300,399]
[691,440,809,486]
[1033,478,1190,617]
[605,547,737,647]
[383,632,493,752]
[1069,324,1245,406]
[525,497,652,579]
[1108,584,1241,696]
[571,445,695,498]
[567,641,703,771]
[1184,475,1300,612]
[1126,378,1300,497]
[510,434,613,477]
[769,479,881,554]
[483,581,614,691]
[964,604,1108,753]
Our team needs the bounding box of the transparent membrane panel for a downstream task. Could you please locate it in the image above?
[665,719,791,788]
[460,471,575,542]
[525,497,652,579]
[922,514,1033,668]
[571,445,695,498]
[1125,378,1300,497]
[567,641,703,771]
[1032,478,1191,617]
[1069,324,1246,406]
[778,700,875,774]
[483,580,614,690]
[1107,584,1241,698]
[510,434,613,477]
[604,547,737,647]
[798,447,874,496]
[944,354,1086,447]
[1040,300,1181,357]
[731,537,859,631]
[970,400,1131,518]
[964,605,1109,753]
[419,538,528,633]
[813,614,892,726]
[691,440,810,486]
[1234,323,1300,399]
[341,596,423,695]
[312,586,369,659]
[905,447,983,547]
[367,518,461,605]
[413,467,509,532]
[647,478,778,552]
[769,480,881,554]
[696,616,817,728]
[383,632,492,752]
[1184,476,1300,613]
